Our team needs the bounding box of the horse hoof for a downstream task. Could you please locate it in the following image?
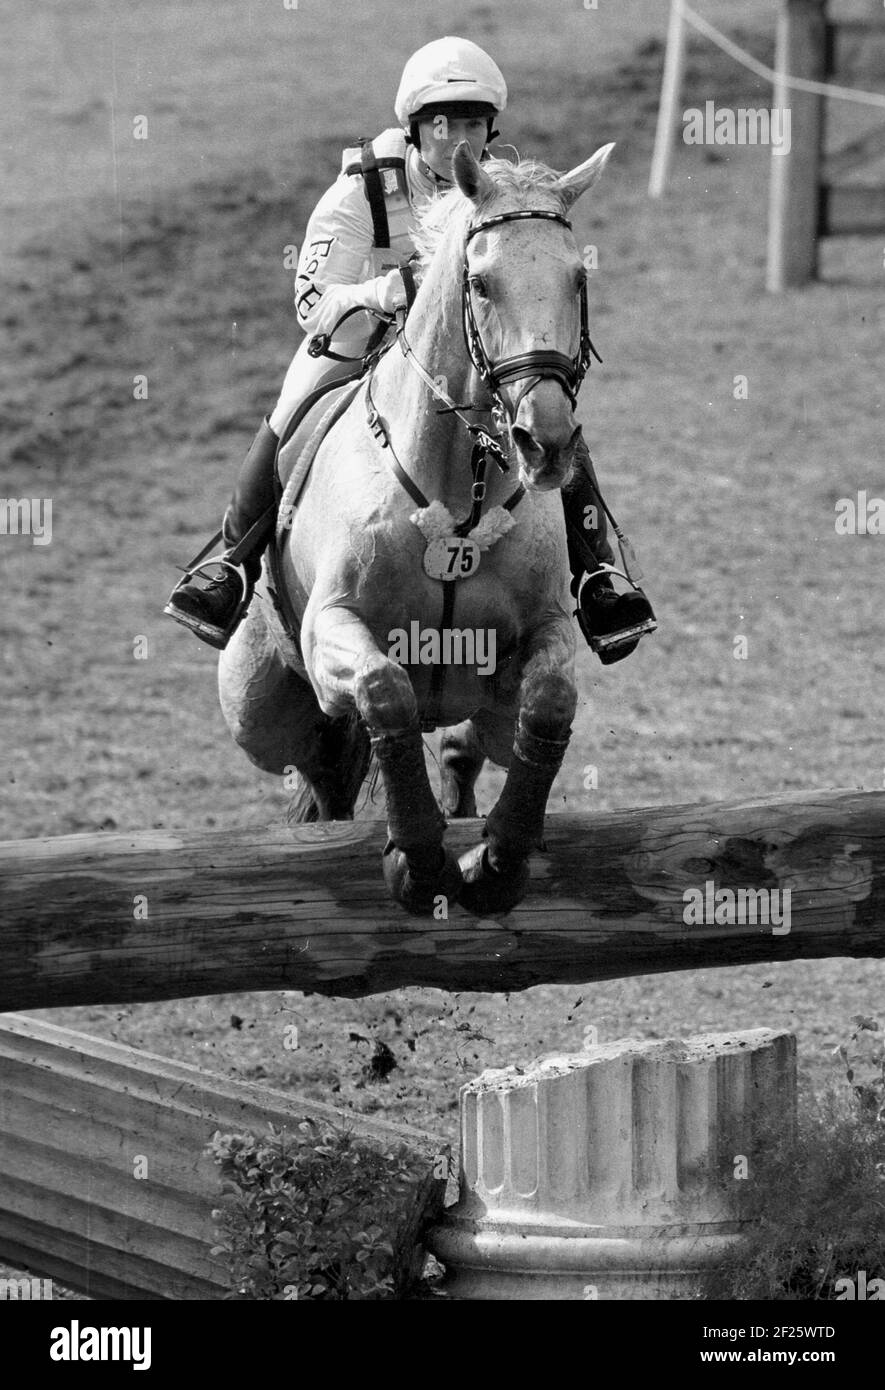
[457,843,531,915]
[382,844,464,916]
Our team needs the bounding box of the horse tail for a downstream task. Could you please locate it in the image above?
[285,708,374,824]
[285,773,320,824]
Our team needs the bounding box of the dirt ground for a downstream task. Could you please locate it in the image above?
[2,0,884,1223]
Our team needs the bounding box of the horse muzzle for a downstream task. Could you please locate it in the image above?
[510,391,582,492]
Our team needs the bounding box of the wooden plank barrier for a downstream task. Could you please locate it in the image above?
[0,1015,447,1300]
[1,789,884,1009]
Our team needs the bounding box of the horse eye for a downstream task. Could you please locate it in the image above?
[469,275,488,298]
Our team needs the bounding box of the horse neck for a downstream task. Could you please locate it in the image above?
[371,246,488,508]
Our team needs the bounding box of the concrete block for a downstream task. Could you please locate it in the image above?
[428,1029,796,1299]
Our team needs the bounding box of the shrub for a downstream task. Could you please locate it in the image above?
[206,1120,445,1300]
[835,1014,885,1124]
[699,1022,885,1300]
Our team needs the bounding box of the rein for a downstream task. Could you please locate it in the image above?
[367,206,602,535]
[365,371,524,538]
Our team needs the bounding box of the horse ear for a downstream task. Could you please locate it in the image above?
[452,141,495,204]
[555,143,615,209]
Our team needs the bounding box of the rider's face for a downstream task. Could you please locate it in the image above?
[416,115,489,181]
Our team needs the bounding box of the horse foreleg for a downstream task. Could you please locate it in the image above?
[459,638,576,915]
[308,607,463,915]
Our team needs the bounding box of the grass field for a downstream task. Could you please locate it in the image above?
[2,0,884,1230]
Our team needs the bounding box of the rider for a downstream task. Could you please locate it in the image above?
[165,36,653,662]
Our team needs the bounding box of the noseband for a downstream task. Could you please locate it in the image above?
[462,209,601,417]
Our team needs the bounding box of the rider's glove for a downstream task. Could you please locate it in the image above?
[365,267,409,315]
[310,283,375,335]
[310,270,407,335]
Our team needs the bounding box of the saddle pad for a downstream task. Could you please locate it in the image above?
[276,374,361,493]
[262,376,365,672]
[275,377,365,542]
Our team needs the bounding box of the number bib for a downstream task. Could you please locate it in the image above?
[423,536,480,581]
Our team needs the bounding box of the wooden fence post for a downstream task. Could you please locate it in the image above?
[649,0,689,198]
[767,0,828,290]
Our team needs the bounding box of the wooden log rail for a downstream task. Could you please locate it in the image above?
[2,790,885,1010]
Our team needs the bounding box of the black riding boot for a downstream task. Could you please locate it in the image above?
[164,417,280,649]
[562,437,656,664]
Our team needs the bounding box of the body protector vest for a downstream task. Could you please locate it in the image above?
[340,127,414,276]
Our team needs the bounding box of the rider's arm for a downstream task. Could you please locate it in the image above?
[293,174,408,335]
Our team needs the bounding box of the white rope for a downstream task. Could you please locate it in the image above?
[680,0,885,112]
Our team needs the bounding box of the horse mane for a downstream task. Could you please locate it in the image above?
[407,159,570,337]
[410,156,569,272]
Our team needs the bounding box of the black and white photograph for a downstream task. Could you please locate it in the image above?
[2,0,884,1354]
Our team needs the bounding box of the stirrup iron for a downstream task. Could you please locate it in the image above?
[164,554,252,649]
[575,562,658,663]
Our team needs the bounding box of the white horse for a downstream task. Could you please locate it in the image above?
[219,140,615,915]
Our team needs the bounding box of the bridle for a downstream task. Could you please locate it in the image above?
[362,204,604,538]
[461,209,601,419]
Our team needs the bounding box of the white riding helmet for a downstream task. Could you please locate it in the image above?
[394,36,508,127]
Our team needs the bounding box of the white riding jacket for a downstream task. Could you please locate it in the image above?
[294,127,439,335]
[269,129,440,435]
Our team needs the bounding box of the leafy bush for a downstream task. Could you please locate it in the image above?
[206,1120,445,1300]
[834,1014,885,1123]
[700,1018,885,1301]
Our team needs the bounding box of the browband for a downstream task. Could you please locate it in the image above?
[465,210,573,242]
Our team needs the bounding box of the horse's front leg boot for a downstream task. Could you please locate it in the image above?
[483,718,573,868]
[370,724,447,851]
[382,842,464,916]
[457,842,530,916]
[357,665,457,910]
[460,675,574,914]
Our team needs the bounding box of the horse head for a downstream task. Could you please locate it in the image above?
[451,141,614,492]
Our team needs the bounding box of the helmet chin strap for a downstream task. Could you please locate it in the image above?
[420,158,451,187]
[408,128,492,188]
